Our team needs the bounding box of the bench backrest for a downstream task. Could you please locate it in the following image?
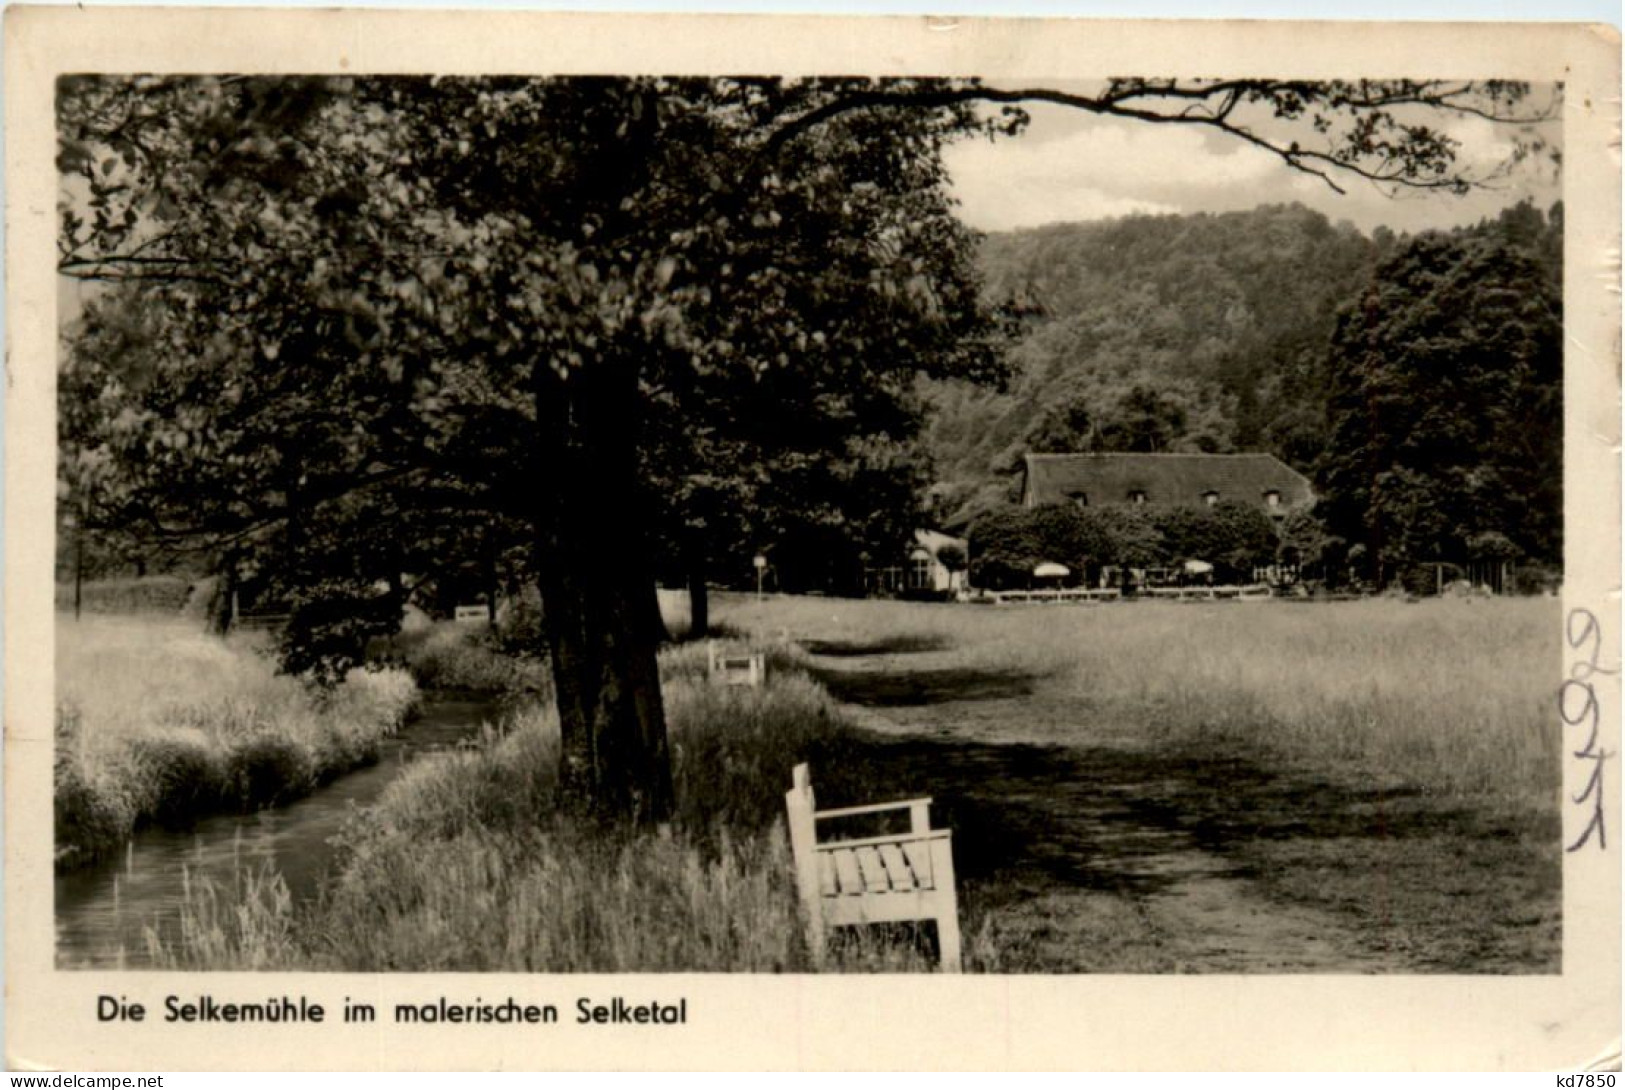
[708,642,765,686]
[785,763,822,916]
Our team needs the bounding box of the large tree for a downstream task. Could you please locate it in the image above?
[58,76,1550,824]
[1316,203,1563,584]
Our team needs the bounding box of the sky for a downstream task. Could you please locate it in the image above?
[943,87,1565,236]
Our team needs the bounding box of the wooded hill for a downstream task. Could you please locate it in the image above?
[921,201,1563,567]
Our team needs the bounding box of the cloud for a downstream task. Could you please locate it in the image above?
[945,110,1285,232]
[945,100,1563,236]
[948,181,1181,232]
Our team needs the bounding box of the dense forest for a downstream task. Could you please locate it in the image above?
[61,196,1564,598]
[924,200,1563,584]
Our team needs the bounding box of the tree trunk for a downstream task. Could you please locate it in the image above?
[526,83,677,825]
[483,536,499,625]
[685,533,709,640]
[73,515,85,621]
[532,356,675,827]
[211,554,238,636]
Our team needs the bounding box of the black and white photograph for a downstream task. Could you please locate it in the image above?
[7,9,1620,1072]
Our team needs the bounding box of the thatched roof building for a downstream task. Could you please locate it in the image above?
[1019,453,1313,515]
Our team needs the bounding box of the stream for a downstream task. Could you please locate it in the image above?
[54,697,496,969]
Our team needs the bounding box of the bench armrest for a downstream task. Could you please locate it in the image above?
[814,798,932,820]
[813,830,951,853]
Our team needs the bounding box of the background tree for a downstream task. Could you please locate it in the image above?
[1023,394,1095,453]
[934,540,968,574]
[1316,203,1562,585]
[1275,504,1332,580]
[1096,385,1190,453]
[1201,501,1280,583]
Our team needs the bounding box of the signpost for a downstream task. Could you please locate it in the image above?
[753,553,767,603]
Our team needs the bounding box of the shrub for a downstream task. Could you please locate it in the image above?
[231,735,319,808]
[1202,501,1279,581]
[398,623,552,698]
[494,585,547,653]
[53,762,135,869]
[129,730,227,825]
[55,616,419,869]
[972,501,1284,588]
[1399,563,1440,598]
[1511,563,1561,596]
[968,504,1108,589]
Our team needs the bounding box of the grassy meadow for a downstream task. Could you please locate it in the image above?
[719,592,1560,803]
[75,589,1561,973]
[55,613,419,869]
[720,592,1562,971]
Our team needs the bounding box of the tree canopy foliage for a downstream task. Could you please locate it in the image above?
[58,75,1020,819]
[1317,203,1563,582]
[968,500,1281,589]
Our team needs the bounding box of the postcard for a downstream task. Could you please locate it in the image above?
[6,9,1619,1071]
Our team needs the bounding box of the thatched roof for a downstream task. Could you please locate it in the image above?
[1021,453,1313,511]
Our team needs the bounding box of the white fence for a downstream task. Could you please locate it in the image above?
[985,584,1272,604]
[985,587,1122,604]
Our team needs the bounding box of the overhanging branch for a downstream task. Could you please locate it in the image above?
[762,79,1553,196]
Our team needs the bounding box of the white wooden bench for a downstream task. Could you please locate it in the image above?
[784,762,962,971]
[707,641,765,687]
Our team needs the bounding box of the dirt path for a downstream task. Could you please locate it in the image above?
[807,650,1398,973]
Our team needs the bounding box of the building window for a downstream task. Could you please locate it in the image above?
[1202,490,1219,507]
[908,552,933,590]
[1263,490,1281,509]
[1066,490,1089,508]
[1128,489,1147,505]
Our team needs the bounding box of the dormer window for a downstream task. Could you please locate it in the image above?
[1128,489,1147,505]
[1202,490,1219,507]
[1066,490,1089,508]
[1263,490,1282,509]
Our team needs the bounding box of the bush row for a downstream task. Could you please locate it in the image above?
[968,501,1280,590]
[390,623,553,700]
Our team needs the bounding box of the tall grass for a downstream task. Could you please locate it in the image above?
[145,640,972,972]
[719,593,1559,803]
[144,865,302,971]
[55,614,418,869]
